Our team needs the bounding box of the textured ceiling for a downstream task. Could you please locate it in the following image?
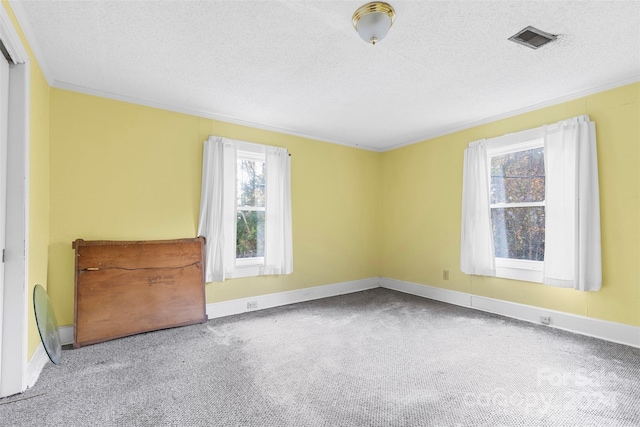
[11,0,640,151]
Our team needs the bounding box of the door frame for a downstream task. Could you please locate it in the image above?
[0,4,30,398]
[0,34,9,397]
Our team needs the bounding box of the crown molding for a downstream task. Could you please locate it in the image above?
[53,75,639,154]
[7,0,637,156]
[7,0,54,86]
[52,80,383,152]
[382,74,640,152]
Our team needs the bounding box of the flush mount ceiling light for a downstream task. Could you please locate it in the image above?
[352,2,396,45]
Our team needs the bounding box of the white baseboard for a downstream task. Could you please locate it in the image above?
[52,276,639,355]
[59,325,74,346]
[380,277,473,307]
[26,326,74,389]
[26,343,49,388]
[206,277,380,319]
[380,277,640,349]
[53,278,380,349]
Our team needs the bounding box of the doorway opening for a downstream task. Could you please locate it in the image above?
[0,6,31,397]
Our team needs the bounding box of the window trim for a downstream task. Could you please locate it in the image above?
[486,137,545,283]
[234,257,265,278]
[495,258,543,282]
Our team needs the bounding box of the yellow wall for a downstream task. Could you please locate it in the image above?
[381,82,640,326]
[4,0,639,363]
[48,89,382,326]
[45,83,640,331]
[1,1,51,360]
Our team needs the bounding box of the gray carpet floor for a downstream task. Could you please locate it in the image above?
[1,288,639,426]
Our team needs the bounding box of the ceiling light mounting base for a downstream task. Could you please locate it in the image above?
[352,2,396,45]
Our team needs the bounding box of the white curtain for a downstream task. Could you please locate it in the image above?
[197,136,237,282]
[198,136,293,281]
[460,140,496,276]
[264,146,293,275]
[543,116,601,291]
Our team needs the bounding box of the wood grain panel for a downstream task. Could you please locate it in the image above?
[72,238,207,348]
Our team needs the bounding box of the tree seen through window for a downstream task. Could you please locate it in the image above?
[236,158,265,258]
[490,146,545,261]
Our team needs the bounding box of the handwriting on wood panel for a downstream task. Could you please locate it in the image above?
[147,275,176,286]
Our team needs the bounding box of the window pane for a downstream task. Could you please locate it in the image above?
[491,207,545,261]
[491,147,545,204]
[236,210,265,258]
[237,159,265,207]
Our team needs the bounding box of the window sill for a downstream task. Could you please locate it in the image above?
[495,258,543,283]
[232,257,264,279]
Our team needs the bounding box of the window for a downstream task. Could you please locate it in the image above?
[461,115,601,291]
[236,150,266,263]
[198,136,293,282]
[488,139,545,282]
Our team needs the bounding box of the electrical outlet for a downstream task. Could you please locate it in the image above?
[247,301,258,310]
[540,315,551,325]
[443,270,449,280]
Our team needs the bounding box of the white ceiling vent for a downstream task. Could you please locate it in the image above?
[509,26,557,49]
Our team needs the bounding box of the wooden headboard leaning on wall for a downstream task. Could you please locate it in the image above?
[72,237,208,348]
